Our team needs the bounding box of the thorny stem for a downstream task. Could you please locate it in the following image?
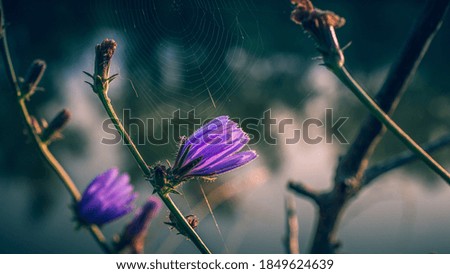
[96,85,212,254]
[332,66,450,185]
[0,1,111,253]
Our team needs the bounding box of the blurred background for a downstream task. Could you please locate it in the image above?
[0,0,449,253]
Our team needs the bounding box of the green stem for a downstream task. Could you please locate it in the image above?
[0,3,112,253]
[333,66,450,184]
[98,94,150,176]
[96,90,211,254]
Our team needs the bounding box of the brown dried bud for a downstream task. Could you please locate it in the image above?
[165,213,199,236]
[22,60,47,99]
[290,0,345,68]
[291,0,345,28]
[85,39,118,94]
[185,214,199,230]
[95,38,117,81]
[41,109,71,143]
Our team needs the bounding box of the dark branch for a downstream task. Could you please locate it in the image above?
[300,0,450,254]
[335,0,450,184]
[363,134,450,187]
[288,181,321,204]
[284,196,300,254]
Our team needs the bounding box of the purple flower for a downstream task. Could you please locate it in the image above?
[76,168,137,226]
[172,116,257,178]
[115,196,162,253]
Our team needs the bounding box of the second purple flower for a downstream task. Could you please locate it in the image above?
[76,168,137,226]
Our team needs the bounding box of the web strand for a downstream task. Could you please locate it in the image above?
[199,183,229,253]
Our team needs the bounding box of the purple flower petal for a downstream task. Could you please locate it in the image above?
[184,127,248,164]
[173,116,257,178]
[83,167,119,198]
[179,116,230,155]
[189,150,257,176]
[189,139,248,172]
[76,168,137,226]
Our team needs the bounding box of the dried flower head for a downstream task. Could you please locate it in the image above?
[290,0,346,68]
[76,168,137,226]
[115,196,162,253]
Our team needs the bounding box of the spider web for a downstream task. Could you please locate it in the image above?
[87,0,266,253]
[89,0,263,119]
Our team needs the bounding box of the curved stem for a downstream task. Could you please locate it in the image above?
[96,90,211,254]
[20,100,81,200]
[332,66,450,185]
[0,3,111,253]
[98,95,151,175]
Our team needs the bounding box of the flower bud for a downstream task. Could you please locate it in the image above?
[22,60,46,99]
[185,214,199,230]
[115,197,162,254]
[85,39,118,94]
[95,39,117,81]
[41,109,71,143]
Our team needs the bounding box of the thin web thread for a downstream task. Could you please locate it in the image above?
[199,182,229,253]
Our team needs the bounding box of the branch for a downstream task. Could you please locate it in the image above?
[332,66,450,184]
[290,0,450,253]
[0,1,111,253]
[335,0,450,183]
[284,196,299,254]
[363,134,450,187]
[288,181,321,204]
